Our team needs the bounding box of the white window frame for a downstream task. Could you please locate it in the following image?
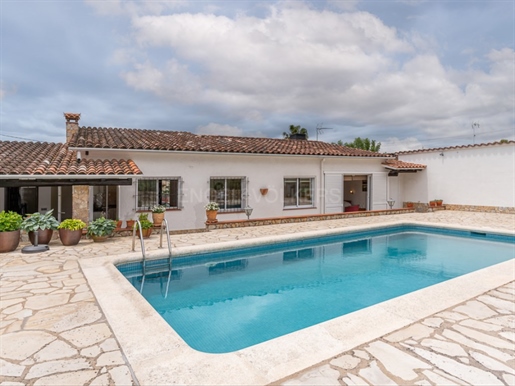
[283,177,315,208]
[209,176,247,212]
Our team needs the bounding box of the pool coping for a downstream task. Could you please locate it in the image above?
[79,220,515,385]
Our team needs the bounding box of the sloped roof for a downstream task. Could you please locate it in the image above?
[382,159,426,170]
[396,140,514,155]
[0,141,142,176]
[68,127,393,158]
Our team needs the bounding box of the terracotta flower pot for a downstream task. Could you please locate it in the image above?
[152,212,165,226]
[136,228,152,238]
[206,210,218,223]
[58,229,83,246]
[28,229,54,245]
[126,220,135,229]
[0,230,21,253]
[91,235,109,243]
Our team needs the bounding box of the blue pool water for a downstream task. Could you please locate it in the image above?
[117,226,514,353]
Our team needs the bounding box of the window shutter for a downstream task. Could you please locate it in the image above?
[371,172,388,210]
[178,177,184,209]
[241,177,248,207]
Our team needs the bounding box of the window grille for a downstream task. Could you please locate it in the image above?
[209,177,246,212]
[136,178,181,211]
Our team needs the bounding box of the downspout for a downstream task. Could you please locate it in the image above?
[320,158,325,214]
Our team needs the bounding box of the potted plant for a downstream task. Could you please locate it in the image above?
[136,213,153,238]
[126,218,135,229]
[435,199,443,207]
[57,219,86,246]
[151,205,166,226]
[406,202,414,209]
[21,209,60,245]
[205,202,220,223]
[115,218,123,229]
[0,211,23,253]
[87,217,116,242]
[429,200,437,207]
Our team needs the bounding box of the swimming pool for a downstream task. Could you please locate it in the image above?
[117,225,514,353]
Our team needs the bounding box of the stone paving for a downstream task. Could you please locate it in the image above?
[1,211,514,385]
[280,282,515,386]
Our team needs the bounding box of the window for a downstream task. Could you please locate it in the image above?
[284,178,314,208]
[137,178,180,210]
[210,177,246,212]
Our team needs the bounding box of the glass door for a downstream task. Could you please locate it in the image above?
[92,186,118,220]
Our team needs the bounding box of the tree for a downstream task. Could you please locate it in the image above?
[339,137,381,152]
[283,125,309,139]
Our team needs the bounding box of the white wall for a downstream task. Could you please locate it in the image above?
[399,143,515,207]
[86,150,390,230]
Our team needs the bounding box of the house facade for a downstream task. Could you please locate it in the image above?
[64,114,409,230]
[1,113,512,230]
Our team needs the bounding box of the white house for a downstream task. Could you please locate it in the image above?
[1,113,512,231]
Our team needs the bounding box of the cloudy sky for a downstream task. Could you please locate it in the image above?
[1,0,513,152]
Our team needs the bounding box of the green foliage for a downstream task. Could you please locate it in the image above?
[339,137,381,152]
[21,209,60,232]
[283,124,309,139]
[87,217,116,237]
[0,211,23,232]
[151,205,166,213]
[58,219,86,231]
[204,202,220,211]
[137,213,153,229]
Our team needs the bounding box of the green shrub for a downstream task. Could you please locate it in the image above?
[87,217,116,237]
[0,211,23,232]
[58,219,86,231]
[137,213,153,230]
[21,209,60,232]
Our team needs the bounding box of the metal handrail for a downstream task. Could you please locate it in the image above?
[131,220,146,260]
[159,219,172,257]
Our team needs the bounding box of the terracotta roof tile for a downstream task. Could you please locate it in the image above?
[0,141,142,176]
[396,140,514,155]
[68,127,393,158]
[382,159,426,170]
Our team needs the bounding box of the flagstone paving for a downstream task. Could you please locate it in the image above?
[280,282,515,386]
[1,211,514,385]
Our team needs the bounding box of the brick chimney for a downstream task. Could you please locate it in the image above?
[64,112,81,143]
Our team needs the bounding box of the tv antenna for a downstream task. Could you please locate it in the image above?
[316,123,333,141]
[471,122,480,144]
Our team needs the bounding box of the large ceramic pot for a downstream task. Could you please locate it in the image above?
[28,229,54,245]
[206,210,218,223]
[58,229,83,246]
[0,230,21,253]
[152,212,165,226]
[136,228,152,239]
[91,235,109,243]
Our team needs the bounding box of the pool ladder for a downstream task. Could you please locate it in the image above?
[131,219,173,295]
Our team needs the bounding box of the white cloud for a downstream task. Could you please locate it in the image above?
[381,137,424,152]
[196,123,244,136]
[117,4,513,143]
